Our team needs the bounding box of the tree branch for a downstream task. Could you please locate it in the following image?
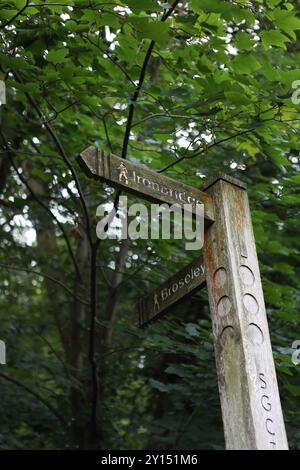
[158,127,256,173]
[2,145,82,280]
[0,371,67,426]
[88,239,101,443]
[11,70,92,246]
[83,35,135,87]
[0,0,29,29]
[121,0,180,159]
[0,264,89,305]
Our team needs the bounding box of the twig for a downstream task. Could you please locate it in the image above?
[11,70,92,246]
[4,148,82,280]
[33,330,78,384]
[102,117,113,153]
[121,0,180,159]
[0,0,29,29]
[0,264,89,305]
[132,113,192,128]
[83,35,135,87]
[0,371,67,426]
[158,127,256,173]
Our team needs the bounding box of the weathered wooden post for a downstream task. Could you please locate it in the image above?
[202,174,288,450]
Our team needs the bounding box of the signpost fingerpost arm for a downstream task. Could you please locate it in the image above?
[78,147,214,223]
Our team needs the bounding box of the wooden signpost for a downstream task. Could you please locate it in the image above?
[79,148,289,450]
[138,256,205,327]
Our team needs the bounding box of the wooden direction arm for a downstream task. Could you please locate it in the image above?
[138,256,206,327]
[78,146,215,223]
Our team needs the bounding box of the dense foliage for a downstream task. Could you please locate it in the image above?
[0,0,300,450]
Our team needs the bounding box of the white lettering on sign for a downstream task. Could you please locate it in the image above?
[118,162,129,185]
[138,257,206,327]
[160,265,205,302]
[131,170,202,207]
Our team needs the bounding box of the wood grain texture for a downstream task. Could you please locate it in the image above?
[203,176,288,450]
[138,256,206,327]
[78,146,214,223]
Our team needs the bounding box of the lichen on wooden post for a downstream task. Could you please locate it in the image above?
[203,174,288,450]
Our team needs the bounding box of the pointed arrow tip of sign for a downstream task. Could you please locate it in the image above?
[79,146,95,161]
[77,146,97,176]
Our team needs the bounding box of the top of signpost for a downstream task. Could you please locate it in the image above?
[201,173,247,192]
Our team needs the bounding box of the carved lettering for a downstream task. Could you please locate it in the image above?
[259,372,267,389]
[266,418,275,436]
[258,373,277,448]
[261,395,272,412]
[138,257,206,327]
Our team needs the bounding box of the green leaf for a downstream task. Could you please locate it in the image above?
[124,0,162,12]
[117,32,139,65]
[149,379,170,393]
[43,0,74,13]
[190,0,225,14]
[232,55,261,75]
[186,323,199,337]
[228,4,255,25]
[235,32,255,50]
[131,18,169,44]
[225,91,251,105]
[9,80,40,94]
[190,0,255,24]
[267,0,282,7]
[165,364,191,378]
[0,52,32,70]
[46,48,68,63]
[285,385,300,397]
[97,13,121,29]
[12,0,27,7]
[273,8,300,32]
[0,9,18,20]
[278,69,300,85]
[260,29,289,49]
